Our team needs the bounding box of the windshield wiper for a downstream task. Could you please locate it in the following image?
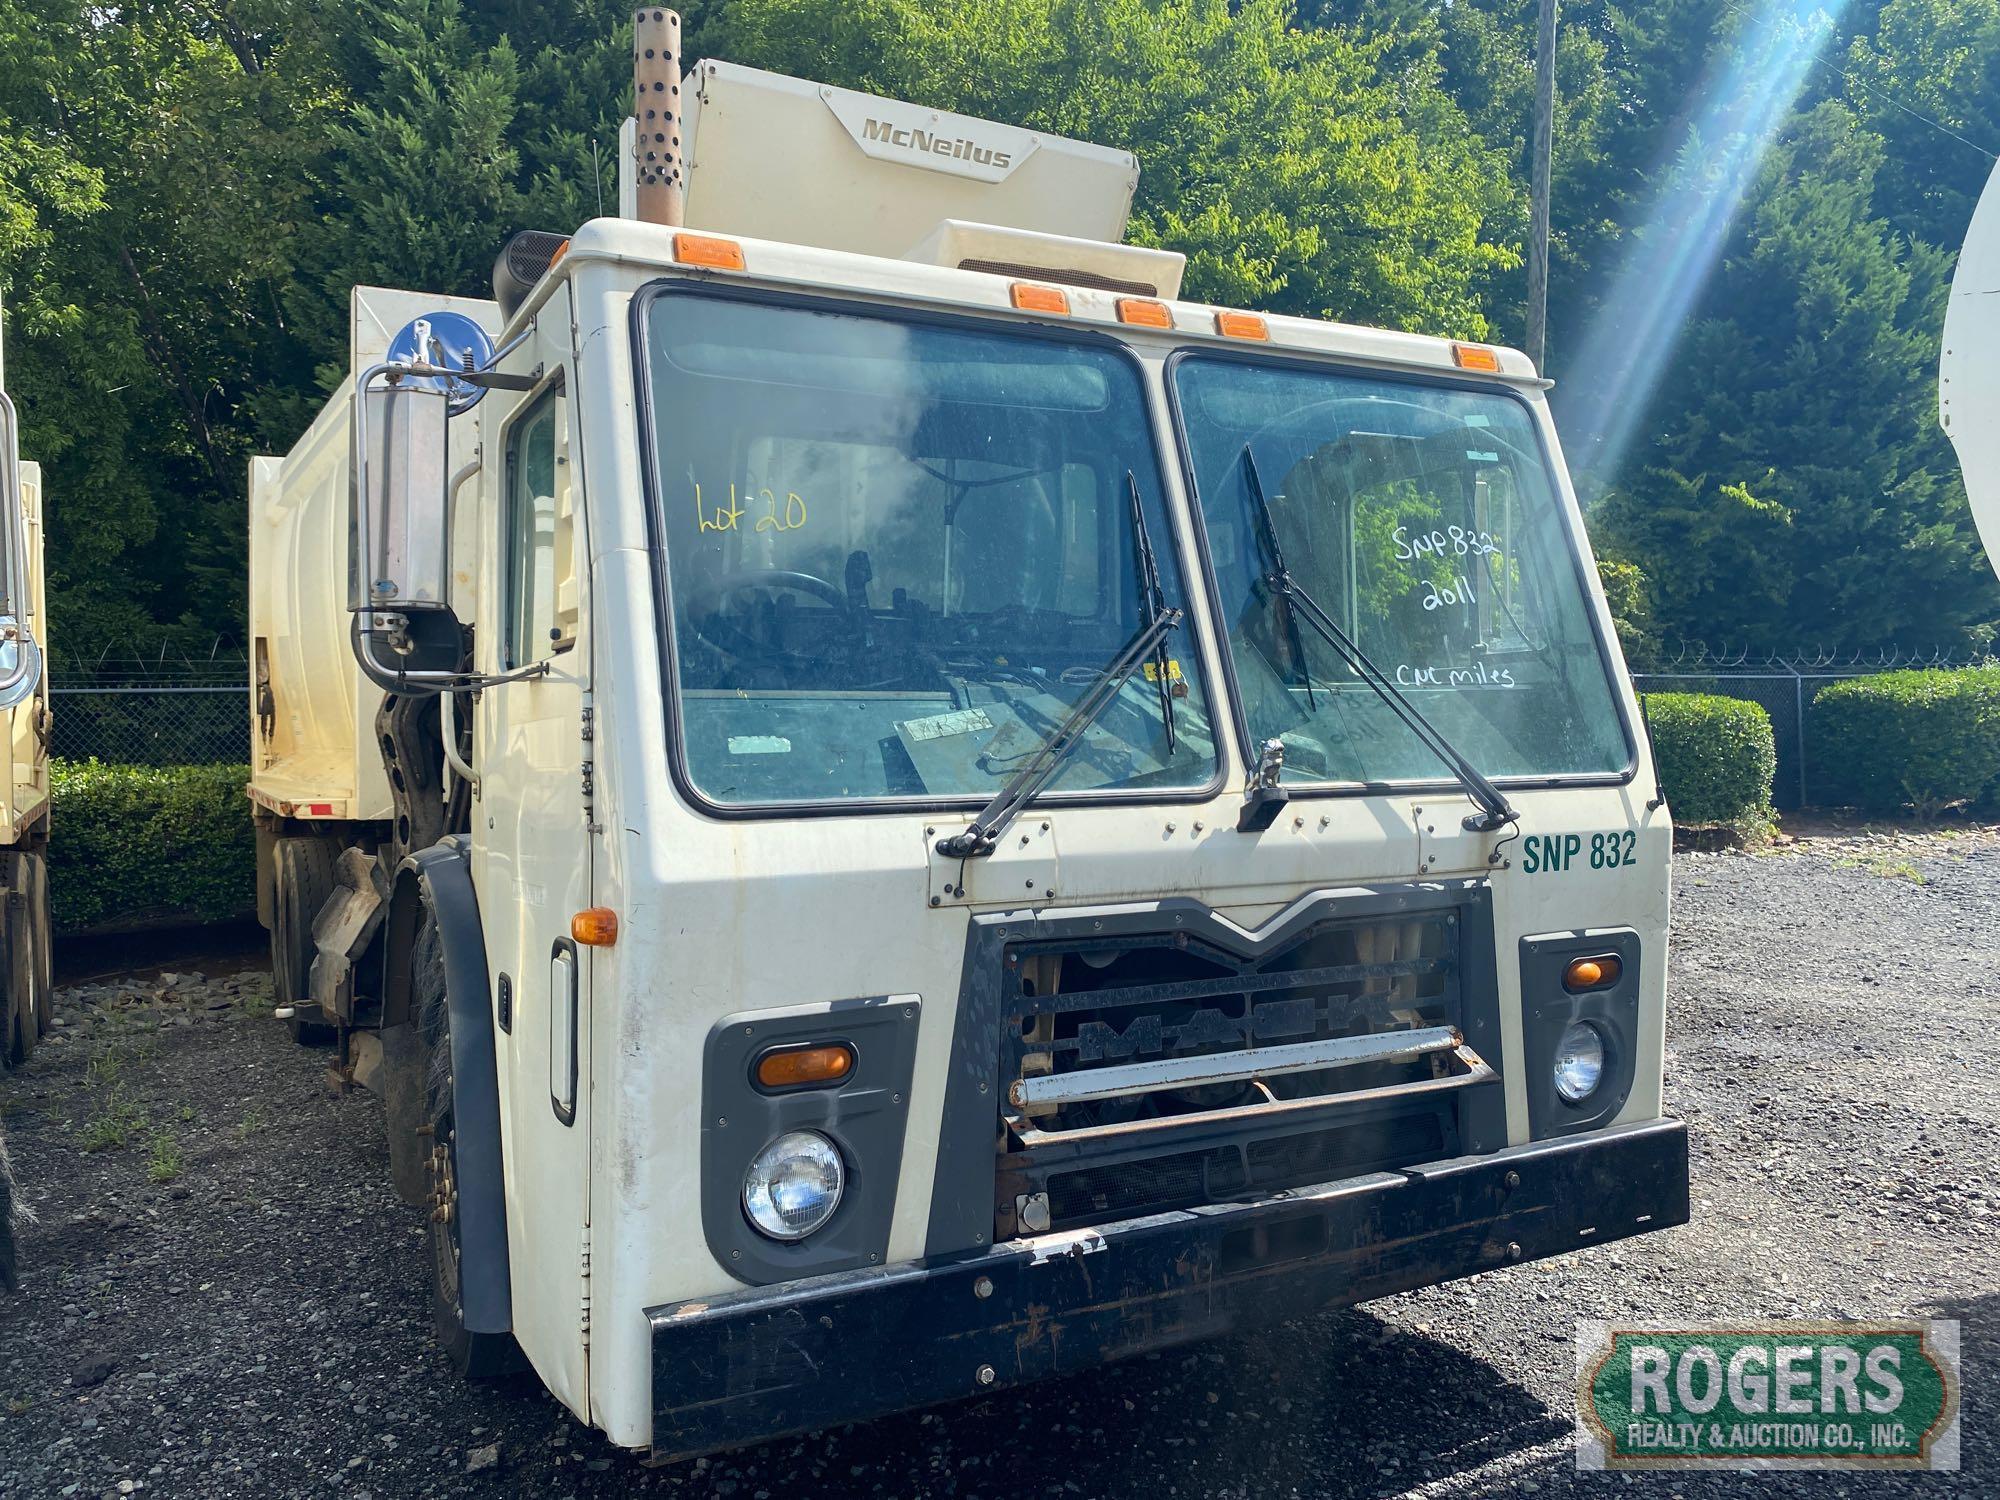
[1237,444,1519,836]
[1128,469,1178,756]
[935,478,1182,860]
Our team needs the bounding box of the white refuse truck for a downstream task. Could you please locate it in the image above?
[0,312,54,1293]
[250,9,1688,1459]
[0,340,52,1069]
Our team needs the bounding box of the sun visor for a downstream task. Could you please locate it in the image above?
[904,221,1184,300]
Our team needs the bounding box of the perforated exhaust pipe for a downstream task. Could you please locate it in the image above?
[633,8,686,227]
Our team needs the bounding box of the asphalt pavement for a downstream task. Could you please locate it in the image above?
[0,825,1992,1497]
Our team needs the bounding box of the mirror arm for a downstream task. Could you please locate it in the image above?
[459,369,540,392]
[351,350,552,696]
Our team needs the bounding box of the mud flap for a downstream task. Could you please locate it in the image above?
[308,848,390,1024]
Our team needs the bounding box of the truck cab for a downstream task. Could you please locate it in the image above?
[266,37,1688,1461]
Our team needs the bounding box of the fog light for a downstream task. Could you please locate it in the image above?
[742,1130,844,1241]
[1553,1022,1606,1103]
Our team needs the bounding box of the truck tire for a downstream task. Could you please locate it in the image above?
[1,962,26,1069]
[411,891,520,1377]
[24,853,50,1038]
[271,837,339,1044]
[2,874,32,1068]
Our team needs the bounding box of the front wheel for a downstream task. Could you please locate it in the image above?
[410,893,520,1378]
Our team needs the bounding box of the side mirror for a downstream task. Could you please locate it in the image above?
[0,390,44,711]
[351,376,463,683]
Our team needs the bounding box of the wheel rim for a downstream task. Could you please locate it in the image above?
[427,1121,465,1313]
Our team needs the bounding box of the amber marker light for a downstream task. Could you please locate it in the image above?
[1117,298,1173,328]
[673,232,745,270]
[572,907,620,947]
[1011,283,1070,314]
[1452,343,1503,372]
[1564,954,1622,992]
[755,1043,857,1091]
[1215,310,1269,341]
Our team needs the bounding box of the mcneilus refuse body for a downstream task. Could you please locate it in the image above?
[244,6,1689,1463]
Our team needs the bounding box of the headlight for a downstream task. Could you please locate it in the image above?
[742,1130,845,1241]
[1553,1021,1606,1103]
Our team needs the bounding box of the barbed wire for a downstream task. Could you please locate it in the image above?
[48,635,246,688]
[1646,641,1997,673]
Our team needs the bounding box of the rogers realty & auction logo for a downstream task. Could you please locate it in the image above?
[1575,1321,1960,1471]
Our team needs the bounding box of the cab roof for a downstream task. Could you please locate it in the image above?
[542,216,1542,389]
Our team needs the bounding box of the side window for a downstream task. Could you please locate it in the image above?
[503,388,574,668]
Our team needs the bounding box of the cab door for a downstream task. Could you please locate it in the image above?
[470,287,593,1416]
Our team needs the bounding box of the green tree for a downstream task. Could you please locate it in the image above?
[706,0,1521,332]
[1593,100,1993,648]
[1843,0,2000,244]
[0,0,340,651]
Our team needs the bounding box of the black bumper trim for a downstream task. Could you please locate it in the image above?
[647,1117,1689,1462]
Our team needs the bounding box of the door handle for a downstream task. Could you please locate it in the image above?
[550,938,578,1126]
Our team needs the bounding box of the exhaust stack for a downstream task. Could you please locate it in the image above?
[633,8,686,227]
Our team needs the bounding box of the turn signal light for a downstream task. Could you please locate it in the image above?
[1011,283,1070,314]
[1452,343,1502,372]
[571,907,620,947]
[674,233,745,270]
[754,1043,856,1091]
[1564,955,1622,992]
[1215,310,1269,341]
[1117,298,1174,328]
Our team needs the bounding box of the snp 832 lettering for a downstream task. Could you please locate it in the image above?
[1521,830,1637,875]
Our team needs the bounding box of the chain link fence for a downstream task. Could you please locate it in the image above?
[1632,645,1991,810]
[47,641,249,767]
[36,637,1993,802]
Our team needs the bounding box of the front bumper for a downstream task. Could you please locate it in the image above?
[646,1117,1688,1462]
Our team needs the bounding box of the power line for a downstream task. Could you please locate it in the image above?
[1718,0,1997,163]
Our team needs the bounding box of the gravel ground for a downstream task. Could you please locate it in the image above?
[0,827,1993,1498]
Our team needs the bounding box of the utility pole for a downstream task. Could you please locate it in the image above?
[1527,0,1559,374]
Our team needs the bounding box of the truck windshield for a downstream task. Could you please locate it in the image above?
[642,291,1217,807]
[1173,357,1629,785]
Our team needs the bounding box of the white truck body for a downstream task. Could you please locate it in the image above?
[1942,158,2000,563]
[1,460,47,843]
[259,42,1686,1461]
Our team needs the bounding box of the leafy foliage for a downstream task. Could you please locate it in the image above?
[1640,692,1776,824]
[707,0,1519,331]
[1811,669,2000,816]
[0,0,1996,661]
[49,761,255,933]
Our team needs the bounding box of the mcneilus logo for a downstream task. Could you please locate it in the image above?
[1575,1321,1960,1471]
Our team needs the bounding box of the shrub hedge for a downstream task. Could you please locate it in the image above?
[49,760,254,934]
[1639,693,1777,825]
[1811,668,2000,816]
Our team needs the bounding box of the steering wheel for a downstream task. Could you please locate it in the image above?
[685,568,863,665]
